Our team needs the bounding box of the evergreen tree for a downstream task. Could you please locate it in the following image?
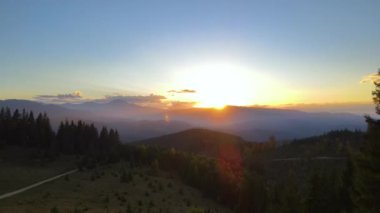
[353,69,380,212]
[238,172,268,213]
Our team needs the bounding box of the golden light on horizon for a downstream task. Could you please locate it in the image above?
[196,65,252,109]
[165,61,298,109]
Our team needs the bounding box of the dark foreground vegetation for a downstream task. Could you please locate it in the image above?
[0,108,121,165]
[1,107,378,212]
[1,73,379,212]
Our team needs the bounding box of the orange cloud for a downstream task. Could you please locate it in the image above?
[167,101,197,109]
[168,89,197,94]
[360,73,380,83]
[34,91,83,103]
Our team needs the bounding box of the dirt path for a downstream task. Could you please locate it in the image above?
[0,169,78,200]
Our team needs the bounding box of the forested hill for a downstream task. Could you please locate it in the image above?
[137,128,365,160]
[272,129,364,159]
[137,128,249,158]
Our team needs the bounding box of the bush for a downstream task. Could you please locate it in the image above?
[120,170,129,183]
[185,199,191,207]
[178,188,184,195]
[50,206,59,213]
[73,208,82,213]
[43,192,51,198]
[103,195,109,203]
[126,204,133,213]
[167,182,172,188]
[188,208,204,213]
[149,200,154,208]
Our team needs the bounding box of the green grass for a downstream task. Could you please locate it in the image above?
[0,147,76,194]
[0,159,231,213]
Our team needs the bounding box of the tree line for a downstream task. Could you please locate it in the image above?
[0,107,121,162]
[0,108,53,148]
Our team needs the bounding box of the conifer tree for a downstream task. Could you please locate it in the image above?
[353,69,380,212]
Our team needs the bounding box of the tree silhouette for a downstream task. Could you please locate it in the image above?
[0,108,54,150]
[353,69,380,212]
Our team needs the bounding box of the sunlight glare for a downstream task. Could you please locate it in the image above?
[167,61,297,108]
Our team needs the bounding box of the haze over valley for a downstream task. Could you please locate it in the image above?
[0,99,366,142]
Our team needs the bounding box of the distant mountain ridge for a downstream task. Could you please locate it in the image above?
[0,99,366,142]
[166,105,365,140]
[62,99,161,120]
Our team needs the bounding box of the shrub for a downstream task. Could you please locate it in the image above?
[158,182,164,191]
[185,199,191,207]
[50,206,59,213]
[149,200,154,208]
[43,192,51,198]
[167,182,172,188]
[103,195,109,203]
[188,208,204,213]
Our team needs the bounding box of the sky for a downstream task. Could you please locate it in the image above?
[1,0,380,108]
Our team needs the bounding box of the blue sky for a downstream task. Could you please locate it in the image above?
[1,0,379,106]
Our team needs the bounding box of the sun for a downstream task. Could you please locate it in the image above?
[171,62,253,109]
[164,61,298,109]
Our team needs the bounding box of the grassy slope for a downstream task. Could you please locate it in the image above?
[0,147,76,194]
[0,162,231,213]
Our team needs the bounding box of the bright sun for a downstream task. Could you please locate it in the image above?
[171,62,252,109]
[194,66,252,109]
[166,61,297,109]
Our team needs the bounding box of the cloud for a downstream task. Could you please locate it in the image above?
[168,89,197,94]
[91,94,167,108]
[34,91,168,106]
[167,101,197,109]
[34,91,197,109]
[102,94,166,104]
[98,95,199,109]
[34,91,83,103]
[360,73,380,83]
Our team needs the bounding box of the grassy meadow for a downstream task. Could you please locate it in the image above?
[0,147,76,194]
[0,151,230,213]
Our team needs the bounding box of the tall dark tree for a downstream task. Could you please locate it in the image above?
[35,113,54,149]
[0,108,54,150]
[238,172,268,213]
[353,69,380,212]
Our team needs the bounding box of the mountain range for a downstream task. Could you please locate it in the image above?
[0,99,366,142]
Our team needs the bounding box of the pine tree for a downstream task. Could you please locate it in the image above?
[353,69,380,212]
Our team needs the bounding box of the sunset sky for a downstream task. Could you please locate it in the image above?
[1,0,379,108]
